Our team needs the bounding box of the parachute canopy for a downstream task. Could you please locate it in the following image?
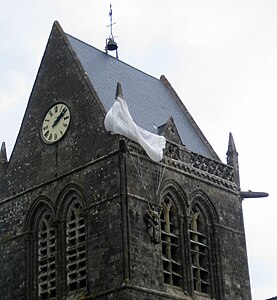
[104,95,166,162]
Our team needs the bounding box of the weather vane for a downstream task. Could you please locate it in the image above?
[105,4,119,58]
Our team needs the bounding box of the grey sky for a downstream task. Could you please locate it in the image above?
[1,1,276,299]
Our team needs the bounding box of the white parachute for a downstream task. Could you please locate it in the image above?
[104,95,166,162]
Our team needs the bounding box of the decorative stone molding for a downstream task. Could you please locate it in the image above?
[128,141,237,191]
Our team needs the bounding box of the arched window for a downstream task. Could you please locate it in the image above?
[37,211,56,299]
[66,201,86,292]
[189,206,210,295]
[160,196,182,287]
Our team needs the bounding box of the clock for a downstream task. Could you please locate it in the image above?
[41,103,71,144]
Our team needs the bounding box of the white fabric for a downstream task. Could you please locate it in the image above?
[104,96,166,162]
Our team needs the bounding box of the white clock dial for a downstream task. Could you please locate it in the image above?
[41,103,71,144]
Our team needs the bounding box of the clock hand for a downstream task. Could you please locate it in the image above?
[52,107,67,127]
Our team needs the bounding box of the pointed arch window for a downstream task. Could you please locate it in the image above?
[37,212,56,299]
[189,206,210,295]
[160,196,182,287]
[66,201,87,292]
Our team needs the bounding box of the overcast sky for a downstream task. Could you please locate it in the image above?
[1,1,276,299]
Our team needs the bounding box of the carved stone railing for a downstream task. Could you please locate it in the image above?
[190,152,234,182]
[127,140,237,191]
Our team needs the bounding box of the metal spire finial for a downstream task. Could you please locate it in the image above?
[105,3,119,58]
[108,4,114,37]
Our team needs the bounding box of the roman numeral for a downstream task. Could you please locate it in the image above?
[64,116,69,120]
[49,111,53,117]
[44,130,49,138]
[54,106,58,113]
[43,125,48,130]
[63,123,68,128]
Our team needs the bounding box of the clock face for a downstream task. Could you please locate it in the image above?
[41,103,71,144]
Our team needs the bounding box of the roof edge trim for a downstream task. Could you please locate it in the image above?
[54,21,107,116]
[160,75,220,161]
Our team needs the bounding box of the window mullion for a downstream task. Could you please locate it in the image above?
[161,197,182,287]
[190,208,210,295]
[38,213,56,300]
[66,202,87,292]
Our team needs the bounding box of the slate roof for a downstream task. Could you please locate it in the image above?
[66,33,219,160]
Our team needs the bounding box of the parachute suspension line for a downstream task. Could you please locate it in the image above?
[129,147,148,194]
[156,162,165,196]
[128,145,165,206]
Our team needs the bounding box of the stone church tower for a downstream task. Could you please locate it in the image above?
[0,21,253,299]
